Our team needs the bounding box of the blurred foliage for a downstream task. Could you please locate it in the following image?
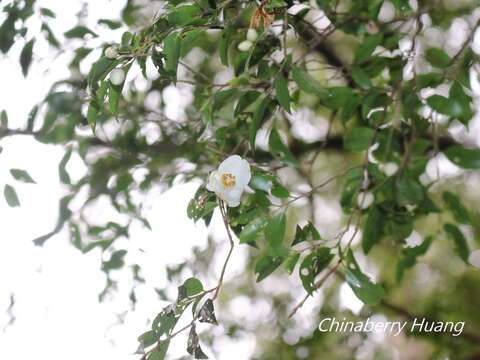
[1,0,480,359]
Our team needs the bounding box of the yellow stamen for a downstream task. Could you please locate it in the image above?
[221,173,236,188]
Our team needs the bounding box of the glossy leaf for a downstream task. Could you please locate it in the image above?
[20,39,34,76]
[274,73,291,112]
[345,250,385,305]
[10,169,36,183]
[268,128,298,166]
[444,146,480,169]
[4,184,20,207]
[344,127,375,152]
[444,224,469,263]
[299,247,333,294]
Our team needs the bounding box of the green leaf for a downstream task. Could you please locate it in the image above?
[299,247,333,294]
[98,19,122,29]
[449,81,473,123]
[59,148,72,185]
[444,224,469,263]
[323,87,355,109]
[10,169,36,183]
[396,237,432,282]
[390,0,411,11]
[395,172,424,206]
[0,16,15,54]
[362,206,385,254]
[163,32,181,77]
[212,88,239,111]
[0,110,7,128]
[109,82,121,115]
[147,340,170,360]
[268,128,298,166]
[167,5,202,26]
[444,145,480,169]
[250,172,272,192]
[264,212,286,249]
[416,73,444,88]
[102,249,127,270]
[345,250,385,305]
[283,251,300,275]
[182,277,204,296]
[40,7,56,18]
[425,48,451,68]
[426,95,451,115]
[239,217,268,244]
[255,254,286,282]
[87,100,99,134]
[292,222,321,246]
[351,66,371,89]
[219,28,232,66]
[234,90,260,116]
[64,25,98,39]
[4,184,20,207]
[138,330,158,347]
[343,127,375,152]
[250,96,273,150]
[87,57,118,91]
[271,181,290,198]
[291,66,327,97]
[426,87,472,122]
[187,186,216,224]
[180,29,204,57]
[442,191,471,225]
[20,39,34,76]
[274,73,291,113]
[354,34,382,64]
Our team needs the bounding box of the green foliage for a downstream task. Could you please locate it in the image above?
[2,0,480,357]
[4,184,20,207]
[345,250,385,305]
[396,237,432,282]
[444,224,470,263]
[10,169,35,183]
[299,247,333,294]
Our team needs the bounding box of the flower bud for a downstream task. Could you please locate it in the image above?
[380,162,399,177]
[110,68,125,86]
[237,40,253,52]
[357,191,374,210]
[104,46,119,59]
[246,28,258,42]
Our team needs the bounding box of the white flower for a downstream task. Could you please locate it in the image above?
[238,40,253,52]
[379,162,399,177]
[246,28,258,42]
[206,155,251,207]
[110,68,125,85]
[357,191,374,210]
[104,46,119,59]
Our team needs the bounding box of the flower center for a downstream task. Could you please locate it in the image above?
[221,173,236,188]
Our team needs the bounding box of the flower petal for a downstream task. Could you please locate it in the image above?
[218,155,243,174]
[233,158,251,188]
[206,171,220,192]
[224,188,242,207]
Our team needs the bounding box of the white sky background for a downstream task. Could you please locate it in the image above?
[1,1,480,359]
[0,1,253,359]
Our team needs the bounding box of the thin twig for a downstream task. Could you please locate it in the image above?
[213,200,235,300]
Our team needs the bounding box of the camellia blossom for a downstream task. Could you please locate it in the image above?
[206,155,251,207]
